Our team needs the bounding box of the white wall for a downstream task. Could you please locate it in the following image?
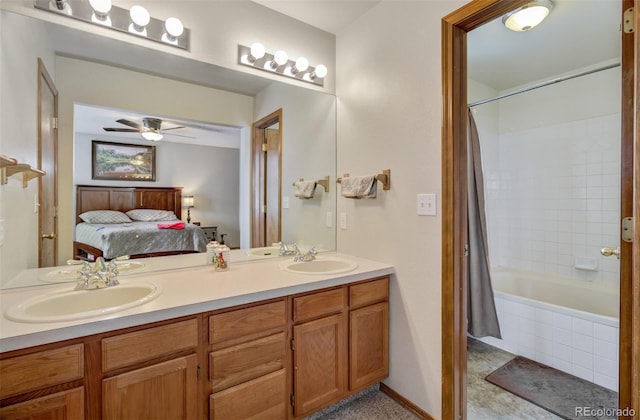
[473,65,621,285]
[0,10,57,284]
[336,1,465,417]
[73,133,240,246]
[255,82,336,250]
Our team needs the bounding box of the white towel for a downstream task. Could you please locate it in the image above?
[340,175,377,199]
[293,181,317,199]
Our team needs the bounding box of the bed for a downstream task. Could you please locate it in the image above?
[73,185,207,261]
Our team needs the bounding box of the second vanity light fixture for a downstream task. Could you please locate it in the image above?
[238,43,328,87]
[34,0,190,50]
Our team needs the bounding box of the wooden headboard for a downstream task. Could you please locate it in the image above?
[76,186,183,224]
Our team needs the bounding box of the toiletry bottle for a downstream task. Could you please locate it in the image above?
[214,243,230,272]
[206,241,219,265]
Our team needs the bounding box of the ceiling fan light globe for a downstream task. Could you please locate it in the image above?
[141,131,163,141]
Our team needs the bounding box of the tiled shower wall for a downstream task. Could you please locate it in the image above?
[472,65,621,285]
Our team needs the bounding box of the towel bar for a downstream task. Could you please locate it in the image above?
[336,169,391,191]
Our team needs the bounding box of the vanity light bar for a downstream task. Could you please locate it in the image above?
[238,44,326,87]
[34,0,190,50]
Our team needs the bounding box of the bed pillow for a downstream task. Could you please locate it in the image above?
[126,209,179,222]
[79,210,132,224]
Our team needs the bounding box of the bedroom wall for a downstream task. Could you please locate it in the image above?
[74,133,241,247]
[56,56,254,263]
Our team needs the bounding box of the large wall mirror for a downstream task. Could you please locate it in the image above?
[0,10,336,289]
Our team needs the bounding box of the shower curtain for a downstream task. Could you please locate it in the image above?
[467,109,501,339]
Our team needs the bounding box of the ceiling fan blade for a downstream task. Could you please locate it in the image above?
[161,126,186,131]
[164,132,196,139]
[103,128,141,132]
[116,119,143,129]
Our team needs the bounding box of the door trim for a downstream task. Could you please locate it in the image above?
[37,58,58,267]
[441,1,639,418]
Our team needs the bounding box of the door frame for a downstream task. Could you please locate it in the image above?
[250,109,282,248]
[37,58,58,267]
[441,1,639,418]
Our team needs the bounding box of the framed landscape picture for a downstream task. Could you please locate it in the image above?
[92,141,156,181]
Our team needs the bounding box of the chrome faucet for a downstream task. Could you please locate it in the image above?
[293,247,318,262]
[75,257,119,290]
[279,242,299,256]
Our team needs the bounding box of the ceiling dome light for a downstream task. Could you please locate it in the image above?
[141,131,163,141]
[89,0,112,16]
[502,0,553,32]
[130,5,150,27]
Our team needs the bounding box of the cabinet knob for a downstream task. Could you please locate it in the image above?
[42,232,57,240]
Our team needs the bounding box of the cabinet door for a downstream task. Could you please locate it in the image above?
[293,313,347,417]
[350,302,389,391]
[103,354,198,420]
[0,387,84,420]
[210,369,287,420]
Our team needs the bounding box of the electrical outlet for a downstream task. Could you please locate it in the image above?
[339,212,347,229]
[417,193,437,216]
[326,211,333,228]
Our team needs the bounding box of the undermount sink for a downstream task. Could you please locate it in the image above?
[281,258,358,275]
[5,282,161,323]
[247,246,282,258]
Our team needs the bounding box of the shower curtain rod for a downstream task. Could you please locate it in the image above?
[467,62,621,108]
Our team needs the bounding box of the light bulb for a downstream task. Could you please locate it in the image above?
[274,50,288,66]
[292,57,309,74]
[250,42,266,60]
[165,17,184,37]
[130,5,150,27]
[89,0,111,16]
[312,64,327,79]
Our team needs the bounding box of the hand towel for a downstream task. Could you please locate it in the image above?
[293,180,317,199]
[157,221,186,229]
[340,175,377,199]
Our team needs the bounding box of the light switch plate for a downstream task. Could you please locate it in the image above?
[339,212,347,229]
[326,212,333,228]
[417,193,437,216]
[282,196,290,209]
[0,219,4,247]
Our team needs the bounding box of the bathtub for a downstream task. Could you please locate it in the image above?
[478,268,620,391]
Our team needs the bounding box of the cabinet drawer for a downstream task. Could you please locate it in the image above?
[293,287,346,323]
[0,387,84,420]
[210,369,287,420]
[0,344,84,399]
[102,319,198,372]
[209,300,286,345]
[349,277,389,308]
[210,332,286,393]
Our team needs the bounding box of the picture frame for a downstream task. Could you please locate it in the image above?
[92,141,156,181]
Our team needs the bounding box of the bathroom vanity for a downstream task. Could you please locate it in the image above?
[0,253,393,419]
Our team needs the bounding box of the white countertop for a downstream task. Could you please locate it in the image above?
[0,252,394,353]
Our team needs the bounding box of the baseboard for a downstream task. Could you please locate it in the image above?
[379,383,435,420]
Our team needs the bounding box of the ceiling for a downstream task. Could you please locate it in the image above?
[76,0,621,144]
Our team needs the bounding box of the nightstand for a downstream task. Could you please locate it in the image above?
[200,226,218,242]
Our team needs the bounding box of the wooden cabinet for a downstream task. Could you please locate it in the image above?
[0,387,84,420]
[0,276,389,420]
[101,319,199,420]
[208,300,288,419]
[103,354,198,420]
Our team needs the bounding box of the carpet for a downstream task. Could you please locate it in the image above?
[485,356,618,420]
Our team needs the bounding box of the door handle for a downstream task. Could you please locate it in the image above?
[42,233,57,240]
[600,246,620,259]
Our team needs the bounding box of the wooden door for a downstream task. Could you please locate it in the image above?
[349,302,389,392]
[37,58,58,267]
[0,387,84,420]
[442,0,639,418]
[251,109,282,248]
[102,354,198,420]
[293,314,347,417]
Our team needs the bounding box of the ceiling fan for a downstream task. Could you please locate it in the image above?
[103,117,194,141]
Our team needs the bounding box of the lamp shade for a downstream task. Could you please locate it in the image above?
[182,195,195,208]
